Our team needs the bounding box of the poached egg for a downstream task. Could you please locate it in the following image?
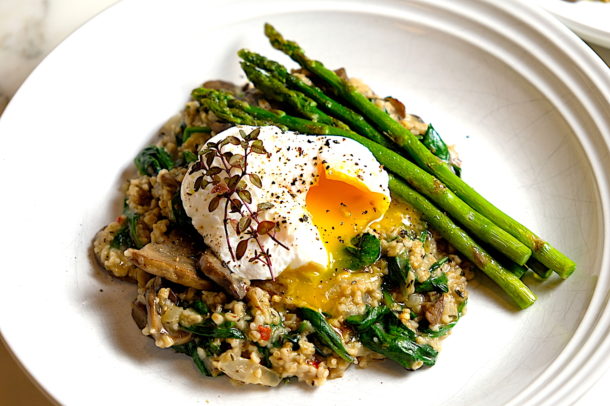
[181,126,390,282]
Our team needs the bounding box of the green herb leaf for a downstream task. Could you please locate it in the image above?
[208,195,221,212]
[249,173,263,188]
[237,216,252,234]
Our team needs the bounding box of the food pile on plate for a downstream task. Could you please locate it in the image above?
[93,24,574,386]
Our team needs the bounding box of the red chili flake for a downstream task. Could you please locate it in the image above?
[258,325,272,341]
[308,359,321,368]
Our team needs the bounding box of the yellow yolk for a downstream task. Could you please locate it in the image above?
[276,167,390,313]
[369,196,425,239]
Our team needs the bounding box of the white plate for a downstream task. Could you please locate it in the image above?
[534,0,610,47]
[1,0,609,405]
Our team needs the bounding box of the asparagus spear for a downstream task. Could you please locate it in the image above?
[192,87,357,137]
[240,61,345,128]
[388,174,536,309]
[264,23,575,279]
[192,88,532,268]
[239,49,459,174]
[238,49,389,146]
[526,257,553,280]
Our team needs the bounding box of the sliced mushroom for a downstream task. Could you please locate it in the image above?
[143,277,191,348]
[384,96,406,119]
[125,242,212,290]
[202,80,241,94]
[199,250,249,299]
[424,294,446,326]
[131,297,148,330]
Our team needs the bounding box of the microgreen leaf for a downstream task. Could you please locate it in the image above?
[257,202,274,211]
[229,154,245,168]
[207,166,222,176]
[225,135,241,145]
[205,151,215,168]
[251,140,267,154]
[193,128,287,277]
[257,221,276,235]
[237,216,252,234]
[236,239,249,260]
[230,198,242,213]
[249,127,261,140]
[208,195,221,212]
[249,173,263,188]
[210,182,230,195]
[238,189,252,204]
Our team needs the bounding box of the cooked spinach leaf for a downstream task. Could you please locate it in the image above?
[346,305,438,369]
[298,307,353,363]
[429,256,449,273]
[345,305,390,331]
[172,341,212,376]
[170,192,193,228]
[415,273,448,293]
[421,124,461,176]
[110,200,143,249]
[109,224,133,250]
[181,319,245,339]
[384,254,411,290]
[190,300,210,316]
[421,124,449,161]
[134,146,174,176]
[345,233,381,270]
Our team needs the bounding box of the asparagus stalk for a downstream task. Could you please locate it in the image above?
[240,48,459,175]
[264,23,575,279]
[526,257,553,280]
[240,61,345,128]
[238,49,389,147]
[388,174,536,309]
[192,88,532,267]
[192,87,357,137]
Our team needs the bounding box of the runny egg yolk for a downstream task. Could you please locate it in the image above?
[276,166,390,313]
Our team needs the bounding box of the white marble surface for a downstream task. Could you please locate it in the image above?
[0,0,608,405]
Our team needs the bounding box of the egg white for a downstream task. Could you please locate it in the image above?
[181,126,389,280]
